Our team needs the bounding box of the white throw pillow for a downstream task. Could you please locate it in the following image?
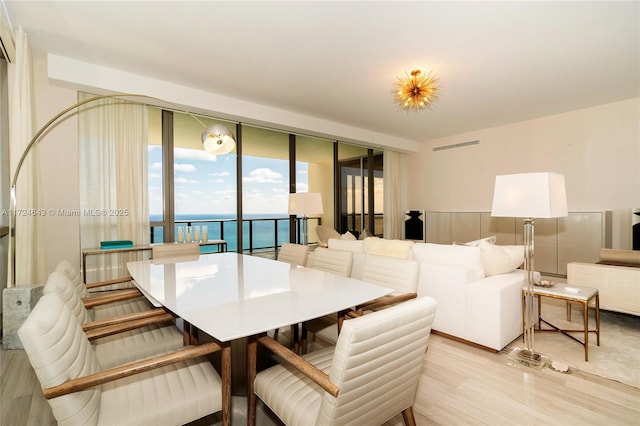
[410,243,485,281]
[478,241,524,276]
[462,236,497,247]
[327,238,364,253]
[363,237,414,259]
[340,231,357,241]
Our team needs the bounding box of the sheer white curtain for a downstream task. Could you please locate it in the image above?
[79,93,149,282]
[383,150,406,239]
[8,27,46,286]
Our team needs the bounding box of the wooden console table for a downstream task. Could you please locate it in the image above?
[82,240,227,284]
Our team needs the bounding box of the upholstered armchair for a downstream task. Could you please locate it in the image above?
[247,297,438,426]
[56,259,136,294]
[277,242,310,266]
[313,254,420,346]
[19,293,231,426]
[43,271,185,368]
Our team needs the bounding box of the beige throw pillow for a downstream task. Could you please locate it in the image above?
[479,240,524,276]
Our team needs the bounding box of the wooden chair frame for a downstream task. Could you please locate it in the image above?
[247,334,417,426]
[44,341,232,426]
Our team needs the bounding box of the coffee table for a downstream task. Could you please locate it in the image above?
[524,283,600,361]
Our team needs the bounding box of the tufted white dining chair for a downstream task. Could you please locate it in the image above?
[43,271,184,369]
[307,247,354,276]
[247,296,438,426]
[313,254,420,345]
[19,293,231,426]
[301,248,355,352]
[56,259,136,296]
[272,243,311,349]
[277,242,310,266]
[151,242,201,259]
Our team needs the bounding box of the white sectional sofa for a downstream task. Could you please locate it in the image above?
[312,236,534,351]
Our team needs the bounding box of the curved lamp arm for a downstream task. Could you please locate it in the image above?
[7,93,235,287]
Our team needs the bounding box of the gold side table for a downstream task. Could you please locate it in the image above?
[523,284,600,361]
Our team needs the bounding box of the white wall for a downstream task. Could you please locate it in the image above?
[406,98,640,249]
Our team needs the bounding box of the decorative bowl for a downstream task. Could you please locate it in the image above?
[534,279,556,288]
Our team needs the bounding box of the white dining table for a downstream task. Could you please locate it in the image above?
[126,252,392,342]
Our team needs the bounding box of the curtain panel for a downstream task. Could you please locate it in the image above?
[79,93,149,282]
[8,27,46,286]
[383,150,406,240]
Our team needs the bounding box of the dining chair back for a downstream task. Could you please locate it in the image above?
[55,259,135,294]
[55,259,89,298]
[251,296,438,426]
[19,293,227,426]
[312,254,421,346]
[361,254,420,294]
[308,248,353,277]
[152,242,200,259]
[277,242,309,266]
[42,272,184,369]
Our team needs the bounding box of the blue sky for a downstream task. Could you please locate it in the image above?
[148,146,308,217]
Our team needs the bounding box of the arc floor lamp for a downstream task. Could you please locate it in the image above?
[7,93,236,287]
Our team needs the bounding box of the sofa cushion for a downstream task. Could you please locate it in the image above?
[478,241,524,276]
[362,237,414,259]
[327,238,364,253]
[411,243,485,281]
[456,236,497,247]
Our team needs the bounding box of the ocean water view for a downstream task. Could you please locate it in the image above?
[150,213,318,252]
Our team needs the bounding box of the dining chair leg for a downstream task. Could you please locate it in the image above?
[337,310,347,333]
[401,406,417,426]
[183,320,191,346]
[221,344,231,426]
[300,322,308,354]
[292,323,300,354]
[247,335,259,426]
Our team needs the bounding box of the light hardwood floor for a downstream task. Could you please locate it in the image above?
[2,329,639,426]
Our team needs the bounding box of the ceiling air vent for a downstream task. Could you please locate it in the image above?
[433,140,479,152]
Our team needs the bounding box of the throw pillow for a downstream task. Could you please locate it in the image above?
[459,236,497,247]
[327,238,364,253]
[478,241,524,276]
[340,231,357,241]
[363,237,414,259]
[410,243,485,281]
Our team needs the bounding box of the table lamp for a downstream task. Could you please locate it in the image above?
[491,172,568,367]
[288,192,323,245]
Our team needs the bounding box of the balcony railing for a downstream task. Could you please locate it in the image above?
[149,216,322,253]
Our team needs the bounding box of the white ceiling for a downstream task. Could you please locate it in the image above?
[3,1,639,144]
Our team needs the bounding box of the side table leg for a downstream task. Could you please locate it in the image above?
[583,301,589,362]
[596,295,600,346]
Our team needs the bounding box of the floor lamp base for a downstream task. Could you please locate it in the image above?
[507,346,548,369]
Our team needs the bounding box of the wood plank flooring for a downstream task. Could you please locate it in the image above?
[2,329,638,425]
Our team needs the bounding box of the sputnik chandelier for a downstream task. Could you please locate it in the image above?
[393,69,440,111]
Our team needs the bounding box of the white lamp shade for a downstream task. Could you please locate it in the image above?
[491,172,568,218]
[288,192,323,216]
[202,124,236,155]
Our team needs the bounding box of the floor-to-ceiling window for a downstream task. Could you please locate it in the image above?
[148,108,238,251]
[149,108,383,252]
[338,145,384,237]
